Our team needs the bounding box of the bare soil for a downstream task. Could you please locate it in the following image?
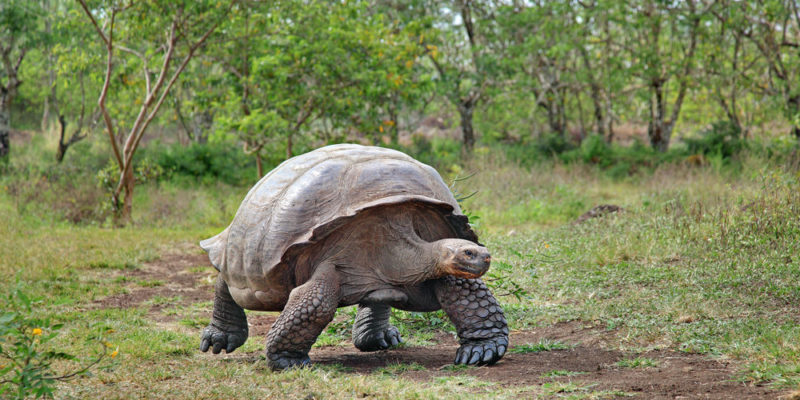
[94,250,784,399]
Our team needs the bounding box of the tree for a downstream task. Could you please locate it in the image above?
[498,1,582,139]
[711,0,800,140]
[212,1,427,176]
[574,0,631,142]
[0,2,42,160]
[623,0,705,152]
[77,0,230,224]
[424,0,499,151]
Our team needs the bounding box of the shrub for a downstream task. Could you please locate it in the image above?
[0,285,116,399]
[683,120,746,159]
[139,141,258,186]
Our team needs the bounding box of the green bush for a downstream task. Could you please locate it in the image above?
[398,136,463,170]
[684,120,746,159]
[138,141,258,186]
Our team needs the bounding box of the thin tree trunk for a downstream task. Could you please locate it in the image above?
[790,96,800,141]
[255,152,263,178]
[457,102,475,151]
[286,133,293,159]
[0,101,9,159]
[120,166,135,224]
[0,50,24,160]
[648,80,671,152]
[56,115,68,162]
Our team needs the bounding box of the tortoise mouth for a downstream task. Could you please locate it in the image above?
[449,261,490,279]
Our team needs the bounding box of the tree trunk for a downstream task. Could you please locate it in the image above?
[56,115,67,162]
[121,166,134,224]
[648,80,672,152]
[193,110,212,144]
[286,133,293,159]
[789,95,800,141]
[255,152,263,178]
[0,102,9,159]
[457,102,475,151]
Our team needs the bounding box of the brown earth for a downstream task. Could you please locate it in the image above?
[94,250,786,399]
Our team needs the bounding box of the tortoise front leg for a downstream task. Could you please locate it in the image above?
[266,263,339,370]
[435,276,509,366]
[200,275,249,354]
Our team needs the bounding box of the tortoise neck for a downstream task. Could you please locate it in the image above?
[373,215,441,285]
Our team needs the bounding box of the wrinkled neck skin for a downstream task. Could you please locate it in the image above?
[368,222,444,287]
[326,212,451,306]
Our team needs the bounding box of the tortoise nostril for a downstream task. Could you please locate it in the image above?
[484,256,491,264]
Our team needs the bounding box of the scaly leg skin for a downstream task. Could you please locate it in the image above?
[266,263,339,371]
[200,276,249,354]
[435,276,509,366]
[352,303,403,351]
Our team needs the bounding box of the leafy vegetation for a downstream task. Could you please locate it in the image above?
[509,340,574,354]
[2,0,800,398]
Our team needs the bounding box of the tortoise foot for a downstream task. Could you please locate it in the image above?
[454,336,508,366]
[200,323,248,354]
[353,324,403,352]
[267,351,312,371]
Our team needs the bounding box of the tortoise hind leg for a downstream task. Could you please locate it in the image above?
[352,303,403,351]
[266,262,339,370]
[435,276,509,366]
[200,275,249,354]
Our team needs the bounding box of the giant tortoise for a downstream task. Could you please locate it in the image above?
[199,144,508,370]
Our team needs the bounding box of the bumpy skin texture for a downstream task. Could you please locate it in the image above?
[435,276,509,365]
[265,264,339,370]
[352,304,402,351]
[199,276,249,354]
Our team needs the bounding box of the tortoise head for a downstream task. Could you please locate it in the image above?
[434,239,491,279]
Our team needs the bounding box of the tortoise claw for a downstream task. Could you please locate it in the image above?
[267,352,312,371]
[200,324,247,355]
[353,325,403,352]
[454,336,508,366]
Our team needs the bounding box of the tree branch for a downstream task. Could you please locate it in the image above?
[77,0,123,169]
[76,0,109,46]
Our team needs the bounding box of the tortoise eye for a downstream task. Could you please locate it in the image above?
[464,250,474,257]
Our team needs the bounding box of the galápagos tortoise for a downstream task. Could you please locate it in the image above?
[199,144,508,370]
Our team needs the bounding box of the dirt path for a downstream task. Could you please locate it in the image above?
[95,250,783,399]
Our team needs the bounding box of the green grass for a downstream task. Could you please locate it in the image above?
[615,357,659,369]
[375,362,427,376]
[2,139,800,397]
[509,339,573,354]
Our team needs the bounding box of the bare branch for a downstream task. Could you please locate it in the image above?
[76,0,109,45]
[79,3,124,169]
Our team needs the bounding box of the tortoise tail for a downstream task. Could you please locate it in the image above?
[200,228,229,272]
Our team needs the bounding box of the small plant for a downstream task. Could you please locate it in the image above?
[541,381,591,395]
[484,260,530,301]
[509,339,573,354]
[615,357,659,369]
[136,279,165,288]
[0,285,116,399]
[390,310,453,334]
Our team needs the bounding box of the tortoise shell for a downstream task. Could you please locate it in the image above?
[200,144,478,310]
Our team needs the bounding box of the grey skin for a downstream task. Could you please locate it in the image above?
[198,144,508,370]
